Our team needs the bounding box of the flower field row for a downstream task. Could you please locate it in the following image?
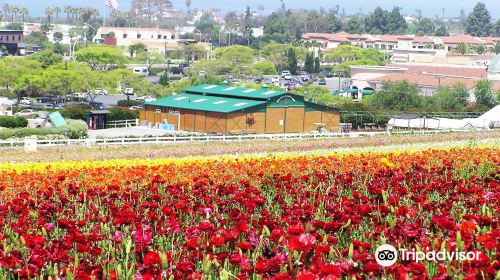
[0,147,498,279]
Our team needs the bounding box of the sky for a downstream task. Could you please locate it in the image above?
[3,0,500,19]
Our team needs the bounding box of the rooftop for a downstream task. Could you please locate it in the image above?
[184,84,287,100]
[145,93,266,113]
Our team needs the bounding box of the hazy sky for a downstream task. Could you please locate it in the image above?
[4,0,500,19]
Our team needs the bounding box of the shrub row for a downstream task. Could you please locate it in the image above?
[0,116,28,128]
[0,119,88,140]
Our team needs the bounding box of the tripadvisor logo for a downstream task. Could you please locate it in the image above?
[375,244,398,267]
[375,244,481,267]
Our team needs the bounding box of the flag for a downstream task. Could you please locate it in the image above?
[105,0,119,9]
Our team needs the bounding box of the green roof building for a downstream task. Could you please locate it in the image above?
[141,84,339,134]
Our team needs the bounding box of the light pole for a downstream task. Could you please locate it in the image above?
[337,70,344,93]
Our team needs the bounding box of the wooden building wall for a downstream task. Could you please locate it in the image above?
[140,105,340,134]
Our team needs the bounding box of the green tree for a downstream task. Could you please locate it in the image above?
[304,52,314,73]
[5,22,23,30]
[369,80,421,111]
[454,43,471,54]
[287,47,298,75]
[324,10,343,33]
[415,18,435,35]
[364,7,389,34]
[159,71,169,86]
[314,56,320,73]
[75,45,126,71]
[474,79,497,107]
[466,2,492,36]
[261,42,289,70]
[128,43,147,57]
[475,44,487,55]
[434,21,449,36]
[29,49,63,69]
[344,17,363,34]
[136,50,163,73]
[490,42,500,55]
[214,45,255,65]
[53,32,64,41]
[423,83,469,111]
[495,19,500,36]
[387,7,407,34]
[246,61,277,76]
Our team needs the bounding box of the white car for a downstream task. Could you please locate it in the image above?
[95,89,108,95]
[15,109,37,117]
[281,70,291,78]
[144,96,156,102]
[129,106,144,111]
[19,97,32,105]
[271,75,280,83]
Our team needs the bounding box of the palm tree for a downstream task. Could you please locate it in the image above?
[186,0,191,18]
[54,7,61,22]
[491,42,500,55]
[64,6,72,24]
[19,7,28,23]
[45,7,54,27]
[454,43,470,55]
[2,4,10,22]
[10,5,19,22]
[475,44,486,55]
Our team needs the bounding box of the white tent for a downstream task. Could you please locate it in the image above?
[388,105,500,130]
[0,97,14,116]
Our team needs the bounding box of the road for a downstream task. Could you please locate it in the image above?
[313,77,351,92]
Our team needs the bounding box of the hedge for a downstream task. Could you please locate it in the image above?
[0,119,88,140]
[0,116,28,128]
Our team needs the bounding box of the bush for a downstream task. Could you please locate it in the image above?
[0,116,28,128]
[118,100,143,107]
[0,119,88,139]
[108,108,139,121]
[60,103,92,121]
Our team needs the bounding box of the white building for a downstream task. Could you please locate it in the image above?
[95,27,176,45]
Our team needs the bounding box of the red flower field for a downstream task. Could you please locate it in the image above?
[0,147,498,279]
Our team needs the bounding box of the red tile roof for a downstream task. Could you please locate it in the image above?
[441,35,484,45]
[373,72,478,88]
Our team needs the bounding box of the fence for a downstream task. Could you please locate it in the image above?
[0,129,485,150]
[106,119,139,128]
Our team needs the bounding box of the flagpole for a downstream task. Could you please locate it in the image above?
[103,4,106,27]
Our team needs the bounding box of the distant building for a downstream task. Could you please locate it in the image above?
[0,29,25,55]
[251,27,264,38]
[94,27,211,57]
[350,64,500,98]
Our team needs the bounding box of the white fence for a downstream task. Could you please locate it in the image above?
[106,119,139,128]
[0,129,484,150]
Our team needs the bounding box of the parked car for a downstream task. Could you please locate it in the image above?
[318,78,327,85]
[144,96,156,102]
[129,106,144,111]
[43,103,63,110]
[133,67,149,77]
[271,75,280,83]
[281,70,291,78]
[89,102,108,110]
[15,109,38,117]
[323,71,334,78]
[19,97,32,105]
[95,89,108,95]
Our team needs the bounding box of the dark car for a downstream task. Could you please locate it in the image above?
[318,78,327,85]
[89,102,108,110]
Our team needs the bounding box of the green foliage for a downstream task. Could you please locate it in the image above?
[24,32,49,47]
[159,71,169,86]
[128,43,147,57]
[287,48,298,75]
[324,45,385,64]
[75,45,126,71]
[214,45,254,65]
[117,100,142,107]
[304,53,314,73]
[0,119,88,140]
[108,108,139,121]
[490,42,500,55]
[466,2,492,36]
[369,81,421,111]
[422,83,469,111]
[193,59,232,76]
[29,49,63,69]
[0,116,28,128]
[247,61,277,76]
[416,18,435,35]
[60,103,92,121]
[364,7,406,35]
[454,43,471,54]
[474,80,497,107]
[5,22,23,30]
[314,57,320,73]
[475,44,487,55]
[434,21,449,36]
[345,17,364,34]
